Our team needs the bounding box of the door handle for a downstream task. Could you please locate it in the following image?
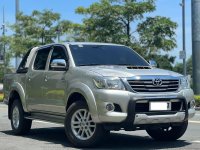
[27,76,31,81]
[44,75,48,82]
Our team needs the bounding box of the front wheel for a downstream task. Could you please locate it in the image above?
[146,121,188,141]
[65,101,105,148]
[11,100,32,135]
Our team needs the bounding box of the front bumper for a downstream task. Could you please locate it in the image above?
[94,89,195,125]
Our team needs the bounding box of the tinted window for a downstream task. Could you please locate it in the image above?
[17,50,31,73]
[69,45,149,66]
[34,48,51,70]
[49,46,67,71]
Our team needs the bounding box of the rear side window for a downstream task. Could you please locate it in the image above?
[34,48,51,70]
[17,50,31,73]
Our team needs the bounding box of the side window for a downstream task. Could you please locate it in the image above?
[49,46,67,71]
[17,49,31,73]
[34,48,51,70]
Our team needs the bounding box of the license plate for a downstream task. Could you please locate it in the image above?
[149,102,171,111]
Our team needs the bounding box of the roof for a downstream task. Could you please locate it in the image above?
[35,42,124,50]
[64,42,124,46]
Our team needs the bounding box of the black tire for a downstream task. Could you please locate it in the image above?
[65,101,106,148]
[146,121,188,141]
[10,100,32,135]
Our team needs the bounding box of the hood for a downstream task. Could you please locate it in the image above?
[79,66,182,78]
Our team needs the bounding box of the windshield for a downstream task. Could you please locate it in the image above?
[69,44,149,67]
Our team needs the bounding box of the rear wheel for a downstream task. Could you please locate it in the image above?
[11,100,32,135]
[65,101,106,148]
[146,121,188,141]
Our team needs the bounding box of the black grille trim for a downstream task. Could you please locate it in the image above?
[127,66,151,69]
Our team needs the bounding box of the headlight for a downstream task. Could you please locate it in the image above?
[93,77,125,90]
[180,76,190,89]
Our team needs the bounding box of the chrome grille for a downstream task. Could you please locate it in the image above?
[127,79,179,92]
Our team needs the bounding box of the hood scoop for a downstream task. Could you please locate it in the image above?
[127,66,151,69]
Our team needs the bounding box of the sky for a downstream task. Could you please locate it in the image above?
[0,0,192,65]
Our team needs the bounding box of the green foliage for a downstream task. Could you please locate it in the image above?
[0,94,3,102]
[10,12,40,56]
[9,10,72,57]
[0,66,3,83]
[75,0,178,69]
[62,22,87,42]
[194,95,200,107]
[151,54,175,70]
[3,2,178,72]
[32,10,60,44]
[0,64,14,82]
[76,0,125,43]
[173,56,192,75]
[0,36,12,64]
[76,0,156,44]
[137,16,177,53]
[0,36,13,77]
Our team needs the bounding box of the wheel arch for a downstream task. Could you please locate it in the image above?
[8,83,27,119]
[66,92,88,110]
[66,83,100,123]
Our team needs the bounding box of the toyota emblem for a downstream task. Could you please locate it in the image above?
[153,78,162,86]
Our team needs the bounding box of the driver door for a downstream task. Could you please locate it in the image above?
[42,45,68,115]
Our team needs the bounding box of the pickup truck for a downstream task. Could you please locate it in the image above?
[3,42,195,147]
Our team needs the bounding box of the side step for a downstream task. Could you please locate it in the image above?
[25,112,65,124]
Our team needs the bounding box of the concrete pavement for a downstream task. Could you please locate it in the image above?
[0,103,200,150]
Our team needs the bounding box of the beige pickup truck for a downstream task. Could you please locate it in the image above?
[3,42,195,147]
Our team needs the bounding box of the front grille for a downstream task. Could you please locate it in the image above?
[127,79,179,92]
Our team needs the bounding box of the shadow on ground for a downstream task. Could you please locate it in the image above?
[2,127,191,149]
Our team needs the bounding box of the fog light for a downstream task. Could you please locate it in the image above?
[190,100,196,109]
[106,104,115,111]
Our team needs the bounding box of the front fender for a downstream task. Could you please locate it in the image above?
[9,82,28,112]
[67,82,100,123]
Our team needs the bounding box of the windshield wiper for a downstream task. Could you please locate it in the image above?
[114,64,134,66]
[78,64,104,66]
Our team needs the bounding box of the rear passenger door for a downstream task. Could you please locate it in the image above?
[26,46,51,111]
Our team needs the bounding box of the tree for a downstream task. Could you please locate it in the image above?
[153,54,175,70]
[76,0,155,44]
[136,16,177,69]
[0,36,13,80]
[10,12,40,56]
[32,10,60,44]
[76,0,124,43]
[75,0,178,70]
[137,16,177,56]
[9,10,62,57]
[174,57,192,75]
[0,36,12,66]
[60,21,87,42]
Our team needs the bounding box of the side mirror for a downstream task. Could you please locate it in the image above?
[50,59,68,71]
[149,60,157,68]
